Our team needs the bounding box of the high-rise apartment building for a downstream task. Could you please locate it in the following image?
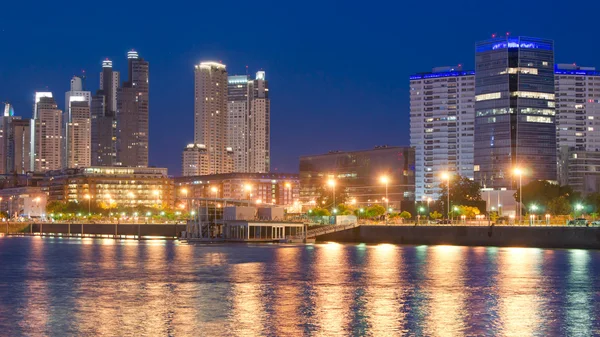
[92,59,119,166]
[410,66,475,200]
[227,75,250,172]
[7,119,31,174]
[34,96,63,172]
[474,36,556,188]
[0,103,18,174]
[193,61,230,174]
[248,71,270,173]
[100,59,120,113]
[226,71,270,173]
[182,143,209,176]
[65,76,91,168]
[117,50,149,167]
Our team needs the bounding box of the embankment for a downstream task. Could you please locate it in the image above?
[5,223,186,238]
[317,225,600,249]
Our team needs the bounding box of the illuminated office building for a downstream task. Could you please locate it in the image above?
[474,36,556,188]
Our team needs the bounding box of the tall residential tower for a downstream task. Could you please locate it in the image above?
[410,66,475,200]
[117,50,149,167]
[65,76,91,168]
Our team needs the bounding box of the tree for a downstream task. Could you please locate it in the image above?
[546,196,571,215]
[335,203,354,215]
[430,211,442,220]
[455,205,481,218]
[399,211,412,220]
[309,208,330,216]
[489,211,499,222]
[438,174,482,214]
[365,205,385,218]
[314,183,347,209]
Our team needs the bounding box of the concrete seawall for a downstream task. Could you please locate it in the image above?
[317,225,600,249]
[26,223,186,238]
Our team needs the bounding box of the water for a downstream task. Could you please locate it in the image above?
[0,237,599,336]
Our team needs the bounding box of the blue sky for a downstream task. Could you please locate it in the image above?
[2,0,599,174]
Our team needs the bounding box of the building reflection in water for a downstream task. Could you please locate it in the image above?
[19,238,50,335]
[230,261,267,336]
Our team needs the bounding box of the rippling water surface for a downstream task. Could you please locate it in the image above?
[1,237,599,336]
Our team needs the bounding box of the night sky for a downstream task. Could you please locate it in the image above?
[2,1,600,175]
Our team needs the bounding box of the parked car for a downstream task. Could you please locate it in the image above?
[568,218,588,226]
[436,219,452,224]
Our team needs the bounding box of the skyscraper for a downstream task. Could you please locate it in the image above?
[7,119,31,174]
[0,103,19,174]
[410,66,475,200]
[193,61,230,174]
[92,59,119,166]
[226,71,270,173]
[117,50,149,167]
[65,76,91,168]
[248,71,270,173]
[227,75,250,172]
[474,36,556,188]
[34,96,63,172]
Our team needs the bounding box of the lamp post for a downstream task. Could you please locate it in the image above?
[244,184,252,207]
[513,168,523,225]
[327,179,336,213]
[211,187,218,221]
[285,182,291,206]
[153,190,160,208]
[181,188,189,211]
[441,172,451,221]
[380,176,389,225]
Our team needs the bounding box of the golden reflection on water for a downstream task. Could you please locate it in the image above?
[269,246,303,336]
[497,248,543,337]
[365,243,404,335]
[567,250,592,336]
[19,238,49,335]
[313,242,352,336]
[424,245,467,337]
[230,261,267,336]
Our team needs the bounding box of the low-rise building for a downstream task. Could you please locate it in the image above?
[0,186,47,218]
[299,146,415,210]
[175,172,300,208]
[558,147,600,195]
[40,166,174,208]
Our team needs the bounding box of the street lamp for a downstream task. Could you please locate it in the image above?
[513,168,523,225]
[83,194,91,216]
[441,172,451,220]
[244,184,253,206]
[285,182,291,205]
[380,176,389,225]
[211,186,218,221]
[327,179,336,212]
[153,190,160,208]
[575,203,584,217]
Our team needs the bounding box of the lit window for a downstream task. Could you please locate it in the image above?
[589,127,594,131]
[512,91,555,100]
[475,92,501,101]
[526,116,552,123]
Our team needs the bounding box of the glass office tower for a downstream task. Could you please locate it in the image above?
[474,36,556,188]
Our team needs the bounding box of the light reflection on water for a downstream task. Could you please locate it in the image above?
[0,238,599,336]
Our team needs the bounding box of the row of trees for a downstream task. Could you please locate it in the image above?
[45,201,190,220]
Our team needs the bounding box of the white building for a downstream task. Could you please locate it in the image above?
[33,95,63,172]
[182,143,209,176]
[192,61,231,174]
[410,66,475,201]
[248,71,270,173]
[65,76,91,168]
[555,64,600,152]
[226,71,270,173]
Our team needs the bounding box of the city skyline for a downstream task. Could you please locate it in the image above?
[3,1,600,175]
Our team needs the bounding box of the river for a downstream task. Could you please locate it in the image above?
[0,237,599,336]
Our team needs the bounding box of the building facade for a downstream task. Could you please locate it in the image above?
[410,66,475,200]
[193,62,231,174]
[0,103,20,174]
[41,166,174,208]
[182,143,210,176]
[175,172,299,207]
[92,59,119,166]
[6,119,31,174]
[299,146,415,209]
[0,186,47,218]
[34,96,63,172]
[117,50,149,167]
[474,36,557,189]
[65,76,91,168]
[227,75,250,172]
